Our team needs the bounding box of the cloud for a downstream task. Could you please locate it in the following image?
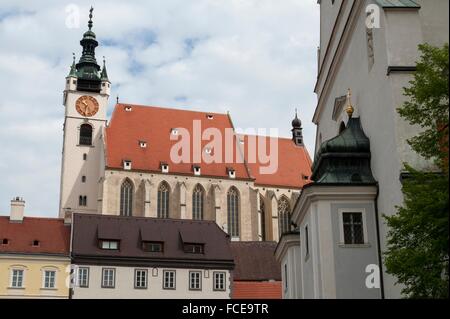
[0,0,319,217]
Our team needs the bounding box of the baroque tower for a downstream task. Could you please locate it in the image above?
[59,8,111,218]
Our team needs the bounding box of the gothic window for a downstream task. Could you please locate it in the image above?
[79,124,93,146]
[157,182,170,219]
[120,179,133,217]
[79,196,87,207]
[227,187,240,238]
[192,184,204,220]
[278,197,291,238]
[260,196,266,241]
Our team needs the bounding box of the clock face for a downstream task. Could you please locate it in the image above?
[76,96,99,117]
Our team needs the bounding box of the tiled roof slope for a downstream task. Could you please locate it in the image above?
[71,214,234,266]
[232,281,282,299]
[230,241,281,281]
[106,103,313,188]
[240,135,313,188]
[0,216,70,255]
[375,0,420,8]
[105,104,251,180]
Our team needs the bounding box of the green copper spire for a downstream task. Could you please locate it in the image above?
[101,56,109,81]
[76,7,101,92]
[68,53,78,77]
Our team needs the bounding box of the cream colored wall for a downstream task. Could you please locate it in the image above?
[0,254,70,299]
[71,265,231,299]
[100,169,259,241]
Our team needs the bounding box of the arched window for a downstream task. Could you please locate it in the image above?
[79,124,93,146]
[260,196,266,241]
[227,187,240,238]
[120,179,133,217]
[192,184,204,220]
[157,182,170,219]
[278,197,291,238]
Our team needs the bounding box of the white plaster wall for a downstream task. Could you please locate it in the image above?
[71,265,231,299]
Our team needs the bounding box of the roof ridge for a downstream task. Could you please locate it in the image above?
[115,103,229,117]
[0,216,64,221]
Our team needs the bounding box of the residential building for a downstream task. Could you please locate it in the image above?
[70,213,234,299]
[0,198,71,299]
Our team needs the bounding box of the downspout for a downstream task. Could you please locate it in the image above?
[374,183,385,299]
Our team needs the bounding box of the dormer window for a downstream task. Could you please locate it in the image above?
[193,165,201,176]
[206,114,214,120]
[2,238,9,245]
[123,160,132,170]
[184,243,204,254]
[205,147,212,155]
[171,128,179,136]
[139,141,147,148]
[100,240,119,250]
[227,167,236,179]
[142,241,163,253]
[161,162,169,173]
[125,106,132,112]
[32,240,40,247]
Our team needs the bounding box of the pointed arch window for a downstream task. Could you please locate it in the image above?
[260,196,266,241]
[120,179,133,217]
[227,187,240,238]
[79,124,93,146]
[278,197,292,238]
[157,182,170,219]
[192,184,204,220]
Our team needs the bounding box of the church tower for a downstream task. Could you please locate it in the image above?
[291,110,303,146]
[59,7,111,218]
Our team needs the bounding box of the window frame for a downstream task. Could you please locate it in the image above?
[142,241,164,253]
[189,271,202,291]
[162,270,176,290]
[227,187,240,239]
[213,271,226,291]
[338,209,369,246]
[157,182,170,218]
[120,179,133,217]
[134,269,148,290]
[100,240,120,250]
[79,123,93,146]
[101,268,116,289]
[42,269,57,289]
[304,224,310,261]
[192,184,204,220]
[10,268,25,289]
[77,267,90,288]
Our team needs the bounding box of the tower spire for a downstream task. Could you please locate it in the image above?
[88,6,94,31]
[292,108,303,146]
[101,56,109,81]
[345,88,355,119]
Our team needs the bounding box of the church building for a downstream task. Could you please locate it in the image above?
[58,8,312,243]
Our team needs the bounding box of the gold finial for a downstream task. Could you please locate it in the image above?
[345,88,354,118]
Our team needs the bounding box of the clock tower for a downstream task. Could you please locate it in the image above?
[59,7,111,218]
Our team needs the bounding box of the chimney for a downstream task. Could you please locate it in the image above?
[10,197,25,223]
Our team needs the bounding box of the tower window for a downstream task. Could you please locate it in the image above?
[343,213,365,245]
[83,153,87,161]
[79,124,93,146]
[79,196,87,207]
[81,176,86,183]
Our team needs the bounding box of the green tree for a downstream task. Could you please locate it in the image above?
[384,43,449,299]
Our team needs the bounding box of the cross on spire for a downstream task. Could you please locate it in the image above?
[88,6,94,31]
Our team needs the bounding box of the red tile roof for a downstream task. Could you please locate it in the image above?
[105,104,251,180]
[240,135,313,188]
[105,104,312,188]
[232,281,282,299]
[0,216,70,255]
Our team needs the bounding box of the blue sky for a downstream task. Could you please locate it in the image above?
[0,0,320,217]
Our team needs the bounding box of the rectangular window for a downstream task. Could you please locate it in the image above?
[100,240,119,250]
[102,268,115,288]
[284,264,288,291]
[11,269,24,288]
[189,271,202,291]
[343,213,364,245]
[213,272,226,291]
[142,242,163,252]
[44,270,56,289]
[184,244,204,254]
[305,226,309,257]
[77,267,89,288]
[134,269,148,289]
[163,270,176,290]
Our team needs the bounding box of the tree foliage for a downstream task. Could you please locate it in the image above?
[384,43,449,299]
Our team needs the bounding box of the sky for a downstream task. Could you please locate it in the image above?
[0,0,320,217]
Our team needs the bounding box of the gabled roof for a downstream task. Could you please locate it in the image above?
[71,214,234,267]
[105,104,251,180]
[240,135,313,189]
[230,241,281,281]
[0,216,70,256]
[105,103,313,189]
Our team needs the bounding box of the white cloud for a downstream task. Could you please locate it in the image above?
[0,0,320,217]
